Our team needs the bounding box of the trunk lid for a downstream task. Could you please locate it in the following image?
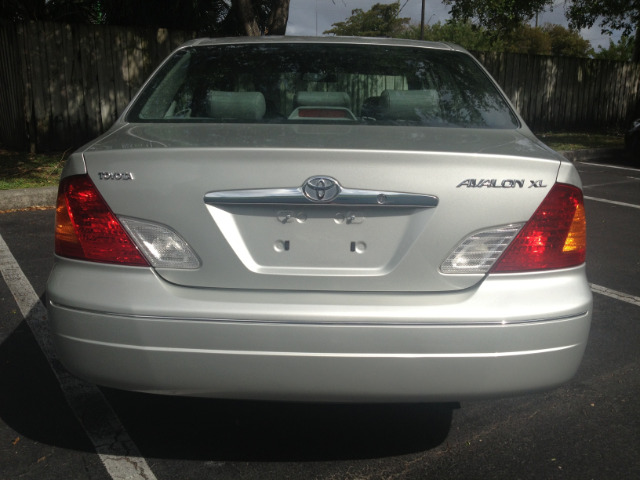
[82,123,561,292]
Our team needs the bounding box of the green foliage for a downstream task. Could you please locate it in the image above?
[593,36,634,62]
[566,0,639,61]
[543,24,593,57]
[0,150,67,190]
[401,20,497,51]
[503,24,553,54]
[323,1,411,37]
[537,132,624,151]
[0,0,291,37]
[400,20,592,58]
[567,0,639,36]
[441,0,633,59]
[327,2,592,58]
[0,0,47,22]
[443,0,551,34]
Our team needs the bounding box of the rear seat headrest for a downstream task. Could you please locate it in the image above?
[380,90,440,120]
[206,91,266,120]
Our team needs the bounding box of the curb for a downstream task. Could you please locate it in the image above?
[0,186,57,211]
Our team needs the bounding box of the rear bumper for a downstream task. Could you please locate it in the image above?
[46,259,592,402]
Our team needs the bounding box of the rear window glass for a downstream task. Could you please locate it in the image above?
[127,43,519,129]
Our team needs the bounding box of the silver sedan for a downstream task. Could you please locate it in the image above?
[47,36,591,402]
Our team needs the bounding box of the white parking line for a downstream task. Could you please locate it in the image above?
[577,161,640,173]
[584,178,640,189]
[584,196,640,210]
[591,284,640,308]
[0,234,157,480]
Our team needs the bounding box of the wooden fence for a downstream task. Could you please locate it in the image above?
[0,21,195,152]
[1,21,639,152]
[475,51,640,133]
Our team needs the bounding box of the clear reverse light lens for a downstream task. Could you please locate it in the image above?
[440,224,525,274]
[119,217,201,269]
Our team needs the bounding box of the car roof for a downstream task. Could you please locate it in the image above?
[178,35,467,54]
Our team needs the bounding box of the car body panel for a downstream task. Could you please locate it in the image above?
[47,36,592,401]
[82,135,560,292]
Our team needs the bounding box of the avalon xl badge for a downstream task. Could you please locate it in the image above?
[302,176,341,202]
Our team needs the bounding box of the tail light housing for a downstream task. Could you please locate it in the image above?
[491,183,586,272]
[55,175,149,266]
[441,183,586,274]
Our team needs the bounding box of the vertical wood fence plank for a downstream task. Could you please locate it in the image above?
[617,62,633,124]
[78,23,98,138]
[558,56,570,128]
[630,63,640,122]
[526,55,536,126]
[110,26,129,117]
[0,22,26,149]
[66,23,87,146]
[94,25,116,131]
[593,59,606,127]
[45,22,68,150]
[539,56,553,130]
[25,22,51,150]
[603,61,616,126]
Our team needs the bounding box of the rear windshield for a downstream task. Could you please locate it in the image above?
[127,43,519,129]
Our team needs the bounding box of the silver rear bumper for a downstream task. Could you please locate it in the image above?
[47,259,592,401]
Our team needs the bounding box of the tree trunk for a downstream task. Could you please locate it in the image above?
[235,0,261,36]
[633,25,640,63]
[267,0,290,35]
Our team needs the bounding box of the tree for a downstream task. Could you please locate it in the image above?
[443,0,551,35]
[503,24,552,54]
[401,20,592,57]
[593,35,634,61]
[225,0,290,36]
[566,0,640,62]
[0,0,47,21]
[401,20,498,51]
[543,24,592,57]
[93,1,230,34]
[324,1,411,37]
[0,0,291,37]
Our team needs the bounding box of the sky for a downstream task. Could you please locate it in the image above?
[286,0,620,50]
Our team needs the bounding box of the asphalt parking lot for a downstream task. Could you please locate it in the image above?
[0,156,639,480]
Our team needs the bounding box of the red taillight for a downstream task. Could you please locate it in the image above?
[55,175,149,266]
[491,183,586,273]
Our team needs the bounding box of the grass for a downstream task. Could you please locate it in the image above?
[536,132,625,151]
[0,131,627,190]
[0,149,68,190]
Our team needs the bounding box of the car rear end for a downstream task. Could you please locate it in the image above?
[46,37,591,402]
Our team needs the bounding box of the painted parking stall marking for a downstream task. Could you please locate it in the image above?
[577,160,640,210]
[577,161,640,173]
[577,160,640,307]
[0,233,157,480]
[584,196,640,210]
[590,284,640,308]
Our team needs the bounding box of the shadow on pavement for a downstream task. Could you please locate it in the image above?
[0,321,94,453]
[0,317,456,462]
[103,388,457,462]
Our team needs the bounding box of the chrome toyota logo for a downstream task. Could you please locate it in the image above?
[302,176,341,202]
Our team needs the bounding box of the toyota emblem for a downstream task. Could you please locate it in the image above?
[302,176,341,202]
